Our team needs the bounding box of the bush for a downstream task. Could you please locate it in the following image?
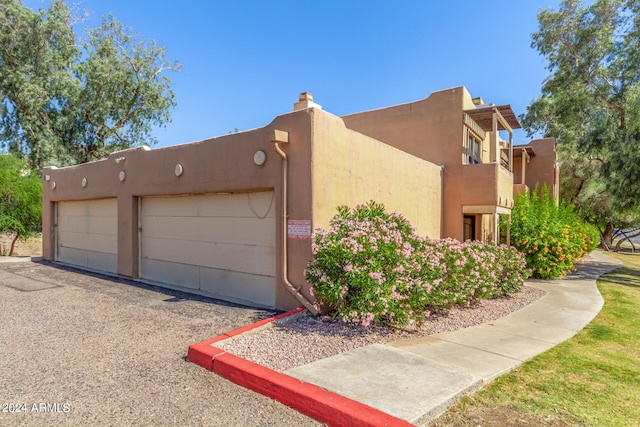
[306,202,530,326]
[506,185,599,279]
[427,239,530,307]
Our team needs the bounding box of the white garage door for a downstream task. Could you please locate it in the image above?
[56,199,118,274]
[140,191,276,308]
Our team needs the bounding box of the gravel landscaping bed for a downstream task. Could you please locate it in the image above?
[218,285,546,372]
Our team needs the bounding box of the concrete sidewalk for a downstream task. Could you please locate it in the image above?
[283,250,622,425]
[0,256,39,263]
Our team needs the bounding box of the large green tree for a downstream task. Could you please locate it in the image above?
[521,0,640,248]
[0,155,41,256]
[0,0,180,170]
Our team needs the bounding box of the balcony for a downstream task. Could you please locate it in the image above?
[461,163,514,208]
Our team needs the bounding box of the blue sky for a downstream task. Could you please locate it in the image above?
[25,0,563,148]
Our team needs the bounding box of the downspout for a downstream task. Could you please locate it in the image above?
[271,131,319,315]
[439,164,445,239]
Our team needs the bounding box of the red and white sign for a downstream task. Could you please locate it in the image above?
[287,219,312,240]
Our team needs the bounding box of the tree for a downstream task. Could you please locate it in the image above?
[521,0,640,248]
[0,155,41,256]
[0,0,180,170]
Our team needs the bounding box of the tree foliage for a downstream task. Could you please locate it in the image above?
[0,0,180,170]
[0,155,41,255]
[521,0,640,245]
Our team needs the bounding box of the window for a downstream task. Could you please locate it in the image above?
[467,132,481,164]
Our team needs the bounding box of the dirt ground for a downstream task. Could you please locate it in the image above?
[0,234,42,257]
[429,404,571,426]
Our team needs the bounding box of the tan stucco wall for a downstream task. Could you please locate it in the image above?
[512,138,558,202]
[41,88,546,310]
[42,110,318,310]
[525,138,558,200]
[309,109,442,238]
[342,88,464,240]
[41,105,443,311]
[342,86,511,241]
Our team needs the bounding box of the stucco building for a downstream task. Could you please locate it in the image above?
[41,86,557,311]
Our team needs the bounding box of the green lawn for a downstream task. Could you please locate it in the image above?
[433,250,640,426]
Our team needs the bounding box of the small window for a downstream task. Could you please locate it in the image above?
[467,132,481,164]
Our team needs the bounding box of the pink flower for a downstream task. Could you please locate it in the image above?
[368,271,384,284]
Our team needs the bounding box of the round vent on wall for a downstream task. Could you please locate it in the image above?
[253,150,267,166]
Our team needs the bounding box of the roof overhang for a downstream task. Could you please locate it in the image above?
[512,145,536,157]
[464,105,521,131]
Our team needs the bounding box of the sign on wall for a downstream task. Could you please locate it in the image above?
[287,219,312,240]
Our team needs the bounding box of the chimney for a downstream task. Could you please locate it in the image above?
[293,92,322,111]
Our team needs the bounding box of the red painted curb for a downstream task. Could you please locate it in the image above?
[187,306,414,427]
[214,352,414,427]
[186,306,305,370]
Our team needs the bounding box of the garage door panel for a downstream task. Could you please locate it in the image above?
[86,251,118,273]
[57,247,88,268]
[141,236,275,276]
[57,216,116,236]
[58,230,117,254]
[57,247,117,273]
[59,198,117,217]
[140,258,200,290]
[141,196,198,217]
[57,209,116,232]
[140,191,276,308]
[56,199,117,275]
[141,216,274,247]
[85,216,118,236]
[197,191,275,218]
[142,193,275,219]
[199,267,274,308]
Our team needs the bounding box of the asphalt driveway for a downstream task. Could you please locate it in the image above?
[0,260,320,426]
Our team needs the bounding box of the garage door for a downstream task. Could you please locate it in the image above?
[56,198,118,274]
[140,191,276,308]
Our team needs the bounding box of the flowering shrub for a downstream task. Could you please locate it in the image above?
[429,239,530,307]
[306,201,530,326]
[506,185,600,279]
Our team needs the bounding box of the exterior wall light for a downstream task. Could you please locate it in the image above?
[174,163,183,177]
[253,150,267,166]
[81,177,88,188]
[119,171,126,182]
[51,181,56,190]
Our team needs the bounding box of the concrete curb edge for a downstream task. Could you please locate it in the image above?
[187,307,414,427]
